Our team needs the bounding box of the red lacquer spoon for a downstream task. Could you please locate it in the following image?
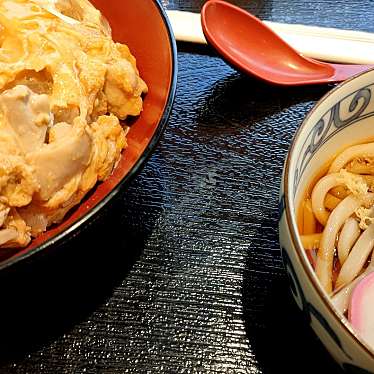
[201,0,374,85]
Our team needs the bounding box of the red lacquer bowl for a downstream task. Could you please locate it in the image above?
[0,0,177,270]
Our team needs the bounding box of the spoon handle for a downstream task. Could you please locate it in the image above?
[166,10,374,65]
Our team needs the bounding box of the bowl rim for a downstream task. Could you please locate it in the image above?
[0,0,178,272]
[283,68,374,359]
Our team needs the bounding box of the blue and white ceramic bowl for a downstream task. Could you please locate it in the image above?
[279,69,374,373]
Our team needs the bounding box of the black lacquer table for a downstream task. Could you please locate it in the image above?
[1,1,373,373]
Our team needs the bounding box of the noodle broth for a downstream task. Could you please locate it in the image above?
[299,141,374,298]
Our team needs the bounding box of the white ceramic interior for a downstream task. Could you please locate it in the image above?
[279,68,374,373]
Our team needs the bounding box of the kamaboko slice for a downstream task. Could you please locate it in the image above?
[349,271,374,349]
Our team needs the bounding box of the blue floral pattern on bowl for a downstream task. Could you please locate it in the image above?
[294,85,373,198]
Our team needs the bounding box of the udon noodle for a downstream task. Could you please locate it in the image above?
[299,141,374,316]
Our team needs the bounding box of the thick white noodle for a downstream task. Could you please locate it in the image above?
[336,222,374,289]
[337,217,361,265]
[311,173,341,225]
[316,195,361,294]
[329,143,374,173]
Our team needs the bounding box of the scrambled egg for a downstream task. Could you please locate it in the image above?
[0,0,147,247]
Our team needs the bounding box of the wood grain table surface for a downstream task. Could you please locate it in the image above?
[1,1,374,373]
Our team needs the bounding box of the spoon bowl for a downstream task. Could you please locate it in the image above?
[201,0,373,85]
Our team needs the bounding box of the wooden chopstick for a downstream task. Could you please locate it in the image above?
[166,10,374,64]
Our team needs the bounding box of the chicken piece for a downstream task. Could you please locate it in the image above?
[26,122,92,201]
[105,55,148,119]
[0,228,18,247]
[0,85,52,154]
[19,115,126,235]
[0,87,49,246]
[0,85,54,209]
[86,115,127,183]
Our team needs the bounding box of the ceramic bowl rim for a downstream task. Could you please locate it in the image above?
[0,0,178,272]
[283,68,374,359]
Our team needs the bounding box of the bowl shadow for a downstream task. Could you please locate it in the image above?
[242,216,344,373]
